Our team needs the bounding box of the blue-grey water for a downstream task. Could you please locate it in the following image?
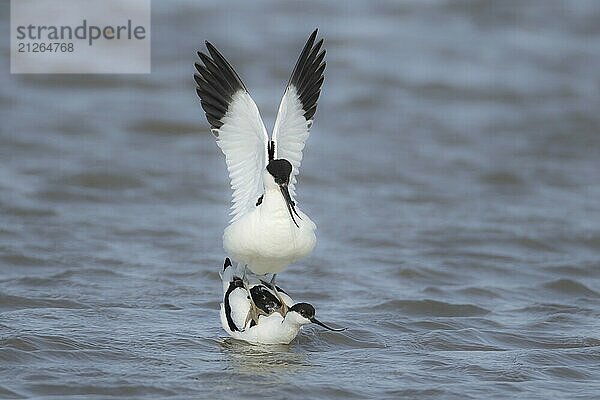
[1,1,600,398]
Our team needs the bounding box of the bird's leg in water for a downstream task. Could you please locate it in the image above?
[270,274,289,314]
[244,303,260,330]
[241,265,250,288]
[240,265,262,324]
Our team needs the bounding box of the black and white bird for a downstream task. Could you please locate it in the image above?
[219,258,344,345]
[194,30,325,283]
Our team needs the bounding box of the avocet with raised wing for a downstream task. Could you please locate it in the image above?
[220,258,344,345]
[194,30,325,280]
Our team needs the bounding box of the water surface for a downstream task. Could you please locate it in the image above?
[1,1,599,398]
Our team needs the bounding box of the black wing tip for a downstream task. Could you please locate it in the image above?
[204,41,219,56]
[288,30,326,121]
[194,41,247,130]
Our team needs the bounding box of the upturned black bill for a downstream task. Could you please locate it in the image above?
[311,318,347,332]
[280,184,301,228]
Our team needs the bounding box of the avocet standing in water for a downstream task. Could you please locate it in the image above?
[194,30,325,282]
[220,258,345,345]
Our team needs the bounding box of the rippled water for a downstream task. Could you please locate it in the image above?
[2,1,600,398]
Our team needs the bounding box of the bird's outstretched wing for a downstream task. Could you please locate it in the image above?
[195,42,269,221]
[272,29,326,198]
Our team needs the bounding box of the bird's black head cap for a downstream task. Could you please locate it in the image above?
[267,159,293,185]
[289,302,315,319]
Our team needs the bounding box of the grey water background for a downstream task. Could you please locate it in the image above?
[1,0,600,398]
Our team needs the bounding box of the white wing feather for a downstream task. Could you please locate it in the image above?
[215,91,268,221]
[272,86,311,198]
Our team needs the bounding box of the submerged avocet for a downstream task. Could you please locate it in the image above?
[219,258,344,345]
[194,30,325,280]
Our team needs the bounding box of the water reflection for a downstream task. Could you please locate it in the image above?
[219,338,307,377]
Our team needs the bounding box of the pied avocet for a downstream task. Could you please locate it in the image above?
[219,258,344,345]
[195,30,325,283]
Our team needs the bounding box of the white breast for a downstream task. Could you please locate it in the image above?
[223,190,316,275]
